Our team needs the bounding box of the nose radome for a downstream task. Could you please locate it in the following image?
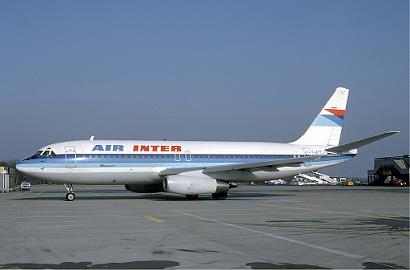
[16,163,25,172]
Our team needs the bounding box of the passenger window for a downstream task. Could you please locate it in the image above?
[185,151,192,161]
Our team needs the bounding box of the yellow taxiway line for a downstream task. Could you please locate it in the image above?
[143,214,164,223]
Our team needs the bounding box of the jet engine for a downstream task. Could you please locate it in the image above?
[124,183,164,193]
[163,175,230,195]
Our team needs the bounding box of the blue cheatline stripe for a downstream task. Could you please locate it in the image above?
[19,154,355,169]
[311,114,343,127]
[22,154,295,166]
[25,153,296,162]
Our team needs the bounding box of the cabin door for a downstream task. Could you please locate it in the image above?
[64,146,77,168]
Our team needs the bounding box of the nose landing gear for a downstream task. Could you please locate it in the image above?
[64,184,75,201]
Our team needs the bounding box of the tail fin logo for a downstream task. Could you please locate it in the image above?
[324,109,345,119]
[312,108,345,127]
[292,87,349,146]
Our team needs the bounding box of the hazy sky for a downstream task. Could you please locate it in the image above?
[0,0,408,177]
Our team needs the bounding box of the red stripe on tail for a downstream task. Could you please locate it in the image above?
[325,108,345,118]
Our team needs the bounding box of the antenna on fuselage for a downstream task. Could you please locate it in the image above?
[90,136,95,141]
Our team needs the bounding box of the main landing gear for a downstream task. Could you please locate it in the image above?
[64,184,75,201]
[184,192,228,200]
[212,192,228,200]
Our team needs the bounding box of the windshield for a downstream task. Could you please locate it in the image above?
[24,148,56,160]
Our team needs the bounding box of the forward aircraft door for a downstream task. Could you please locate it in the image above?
[64,146,77,168]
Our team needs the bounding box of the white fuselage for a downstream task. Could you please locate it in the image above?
[17,140,354,184]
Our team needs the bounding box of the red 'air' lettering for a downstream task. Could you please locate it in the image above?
[171,145,182,152]
[133,145,139,151]
[160,145,169,152]
[151,145,159,152]
[140,145,149,152]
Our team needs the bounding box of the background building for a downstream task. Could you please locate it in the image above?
[368,155,409,186]
[0,166,17,192]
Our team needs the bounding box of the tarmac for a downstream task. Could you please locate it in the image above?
[0,185,408,269]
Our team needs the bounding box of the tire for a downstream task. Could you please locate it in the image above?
[212,192,228,200]
[185,194,199,200]
[66,192,75,201]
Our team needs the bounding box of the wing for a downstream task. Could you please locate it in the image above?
[159,156,318,176]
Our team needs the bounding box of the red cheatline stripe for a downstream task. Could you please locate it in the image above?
[325,108,345,117]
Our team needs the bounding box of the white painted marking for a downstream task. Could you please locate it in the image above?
[16,192,26,197]
[143,212,303,218]
[174,210,364,259]
[172,208,279,212]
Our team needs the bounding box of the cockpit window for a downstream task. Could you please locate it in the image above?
[24,151,42,160]
[24,149,56,160]
[40,148,56,157]
[34,151,43,158]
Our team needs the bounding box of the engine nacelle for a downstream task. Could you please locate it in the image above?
[124,183,164,193]
[163,175,229,195]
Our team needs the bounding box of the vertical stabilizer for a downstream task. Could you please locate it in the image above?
[291,87,349,146]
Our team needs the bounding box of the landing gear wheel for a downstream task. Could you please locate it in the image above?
[185,194,199,200]
[64,184,75,201]
[66,192,75,201]
[212,192,228,200]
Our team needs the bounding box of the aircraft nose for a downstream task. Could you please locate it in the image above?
[16,163,22,172]
[16,162,27,173]
[16,160,37,177]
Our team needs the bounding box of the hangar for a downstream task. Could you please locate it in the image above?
[368,155,409,186]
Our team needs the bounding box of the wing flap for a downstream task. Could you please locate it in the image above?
[159,156,319,176]
[202,156,317,173]
[159,166,206,176]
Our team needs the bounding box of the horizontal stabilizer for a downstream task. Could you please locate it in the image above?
[325,131,399,153]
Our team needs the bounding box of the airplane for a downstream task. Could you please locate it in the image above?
[16,87,399,201]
